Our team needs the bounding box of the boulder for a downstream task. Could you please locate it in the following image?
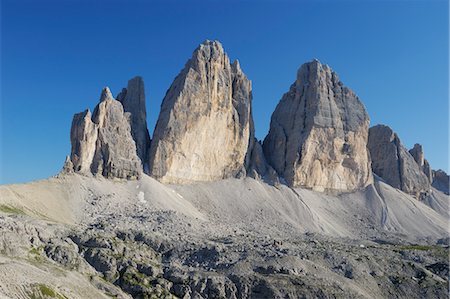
[263,60,372,192]
[148,40,255,183]
[368,125,430,198]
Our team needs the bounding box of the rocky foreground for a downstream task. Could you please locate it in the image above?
[0,174,448,299]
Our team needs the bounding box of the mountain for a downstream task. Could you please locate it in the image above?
[0,40,448,299]
[148,41,256,184]
[69,87,142,179]
[263,60,372,192]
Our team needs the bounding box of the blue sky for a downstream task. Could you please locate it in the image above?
[1,0,448,184]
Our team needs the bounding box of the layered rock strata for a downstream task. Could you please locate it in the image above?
[263,60,372,192]
[148,40,255,184]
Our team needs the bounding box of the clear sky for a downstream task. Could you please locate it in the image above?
[1,0,448,184]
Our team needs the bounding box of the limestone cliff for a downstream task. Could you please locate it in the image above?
[117,76,151,170]
[148,40,255,183]
[263,60,372,192]
[69,87,142,179]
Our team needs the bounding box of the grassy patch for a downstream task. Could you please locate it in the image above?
[0,204,24,215]
[28,283,68,299]
[399,245,433,251]
[396,244,449,260]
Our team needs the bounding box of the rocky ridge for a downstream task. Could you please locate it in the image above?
[66,40,446,198]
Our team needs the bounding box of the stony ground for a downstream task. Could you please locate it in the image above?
[0,174,448,298]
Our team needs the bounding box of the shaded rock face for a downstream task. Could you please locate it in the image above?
[148,40,254,184]
[432,170,449,195]
[368,125,430,198]
[409,144,433,182]
[70,88,142,179]
[263,60,372,192]
[247,140,280,185]
[117,77,151,170]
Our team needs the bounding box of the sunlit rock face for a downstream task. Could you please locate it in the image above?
[368,124,430,199]
[148,40,255,184]
[263,60,372,192]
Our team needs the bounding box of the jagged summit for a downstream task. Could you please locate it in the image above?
[99,87,114,102]
[263,60,372,192]
[62,41,446,200]
[69,83,142,179]
[148,40,257,184]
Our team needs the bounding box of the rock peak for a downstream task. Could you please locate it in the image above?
[263,62,372,191]
[149,41,255,183]
[100,87,113,102]
[409,143,433,182]
[69,84,142,179]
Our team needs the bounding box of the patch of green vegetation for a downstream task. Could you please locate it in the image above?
[395,244,449,261]
[28,283,68,299]
[123,269,151,287]
[399,245,433,251]
[29,246,44,256]
[0,204,25,215]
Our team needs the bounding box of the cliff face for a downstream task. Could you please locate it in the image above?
[69,87,142,179]
[409,143,433,182]
[263,60,372,192]
[368,125,430,199]
[148,40,255,184]
[117,76,151,170]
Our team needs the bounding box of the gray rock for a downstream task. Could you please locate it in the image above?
[69,87,142,179]
[263,59,372,192]
[432,169,449,195]
[117,76,151,170]
[247,140,279,185]
[368,125,430,198]
[148,40,255,183]
[409,144,433,182]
